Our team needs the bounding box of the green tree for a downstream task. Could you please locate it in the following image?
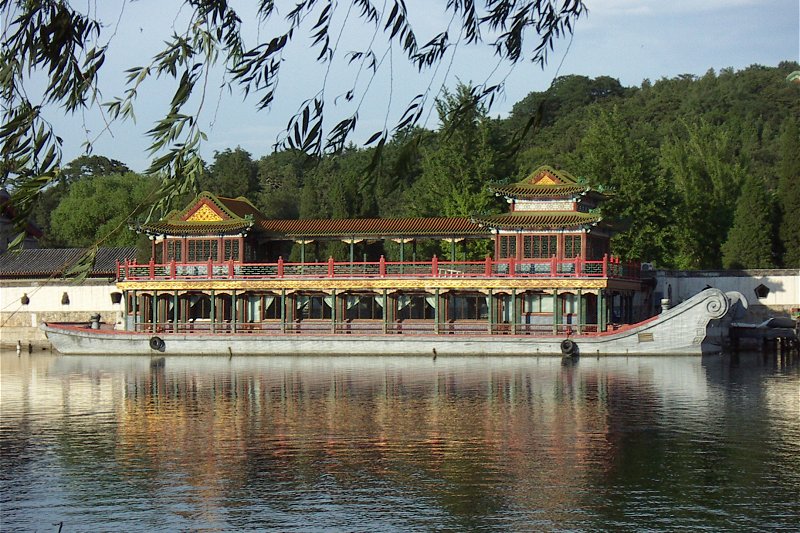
[404,85,501,258]
[721,174,775,269]
[200,147,258,199]
[778,117,800,267]
[59,155,130,184]
[30,155,131,247]
[576,107,673,264]
[659,120,746,269]
[49,173,157,247]
[2,0,584,243]
[255,150,309,220]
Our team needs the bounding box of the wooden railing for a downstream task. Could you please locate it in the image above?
[118,254,640,282]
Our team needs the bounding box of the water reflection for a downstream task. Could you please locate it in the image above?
[2,352,798,531]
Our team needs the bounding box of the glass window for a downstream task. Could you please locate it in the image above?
[447,294,488,320]
[523,292,554,313]
[396,294,435,320]
[297,295,332,320]
[189,294,211,319]
[346,295,383,320]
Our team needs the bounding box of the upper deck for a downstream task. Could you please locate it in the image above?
[118,254,640,285]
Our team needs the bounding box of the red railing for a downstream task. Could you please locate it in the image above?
[117,254,641,282]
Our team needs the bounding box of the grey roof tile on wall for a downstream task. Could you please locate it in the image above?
[0,247,137,278]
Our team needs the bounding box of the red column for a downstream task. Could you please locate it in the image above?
[277,256,284,277]
[379,255,386,277]
[431,255,439,277]
[484,255,492,277]
[328,256,335,277]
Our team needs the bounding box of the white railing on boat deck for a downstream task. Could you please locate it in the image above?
[133,320,601,336]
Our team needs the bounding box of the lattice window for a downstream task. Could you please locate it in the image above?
[165,239,182,261]
[564,236,581,258]
[528,235,557,258]
[224,239,240,261]
[499,236,517,259]
[547,236,557,257]
[188,239,218,262]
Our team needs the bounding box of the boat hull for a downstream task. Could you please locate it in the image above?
[42,289,741,356]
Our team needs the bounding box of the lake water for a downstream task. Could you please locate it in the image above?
[1,351,798,531]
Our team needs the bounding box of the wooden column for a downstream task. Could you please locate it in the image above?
[487,289,494,334]
[152,291,158,333]
[280,289,287,333]
[552,289,559,335]
[434,289,440,334]
[598,290,606,332]
[331,289,337,334]
[210,289,216,334]
[510,288,517,335]
[576,289,583,334]
[173,290,179,332]
[382,288,388,334]
[232,290,237,332]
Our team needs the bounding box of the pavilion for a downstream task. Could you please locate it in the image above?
[119,166,645,336]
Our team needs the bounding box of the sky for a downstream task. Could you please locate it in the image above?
[36,0,800,172]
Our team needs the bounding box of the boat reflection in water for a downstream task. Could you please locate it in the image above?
[1,352,798,530]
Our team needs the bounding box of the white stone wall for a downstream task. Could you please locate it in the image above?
[0,279,122,345]
[654,269,800,320]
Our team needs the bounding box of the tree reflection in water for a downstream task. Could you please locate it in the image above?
[1,352,798,530]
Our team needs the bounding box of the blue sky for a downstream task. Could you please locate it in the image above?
[45,0,800,171]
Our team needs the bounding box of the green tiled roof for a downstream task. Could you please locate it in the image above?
[472,211,602,229]
[490,165,603,200]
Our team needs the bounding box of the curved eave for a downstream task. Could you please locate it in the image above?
[135,221,254,236]
[471,212,603,230]
[490,185,591,199]
[257,217,490,240]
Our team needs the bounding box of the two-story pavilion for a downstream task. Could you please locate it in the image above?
[119,166,644,337]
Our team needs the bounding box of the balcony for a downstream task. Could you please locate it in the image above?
[117,255,641,282]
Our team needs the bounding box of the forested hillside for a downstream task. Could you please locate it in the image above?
[34,62,800,268]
